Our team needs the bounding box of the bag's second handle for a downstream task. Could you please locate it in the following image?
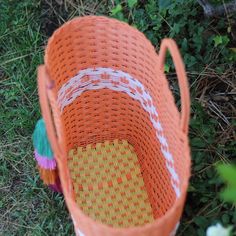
[38,65,62,158]
[158,38,190,134]
[38,65,76,197]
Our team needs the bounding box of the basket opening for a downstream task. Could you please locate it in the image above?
[45,16,188,230]
[60,88,177,227]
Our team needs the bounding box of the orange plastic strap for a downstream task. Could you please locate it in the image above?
[38,66,75,197]
[37,65,62,159]
[158,39,190,134]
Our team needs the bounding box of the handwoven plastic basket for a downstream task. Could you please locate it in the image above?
[37,16,191,236]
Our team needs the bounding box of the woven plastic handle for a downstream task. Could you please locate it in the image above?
[158,39,190,134]
[38,65,62,159]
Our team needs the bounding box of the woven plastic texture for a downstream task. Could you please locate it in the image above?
[40,16,191,236]
[68,139,154,227]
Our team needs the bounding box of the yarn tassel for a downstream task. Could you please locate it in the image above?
[34,150,57,169]
[49,177,62,192]
[33,118,62,192]
[37,165,57,185]
[33,119,54,158]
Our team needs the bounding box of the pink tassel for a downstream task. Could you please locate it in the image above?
[34,150,57,170]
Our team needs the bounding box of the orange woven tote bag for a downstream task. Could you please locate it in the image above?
[37,16,191,236]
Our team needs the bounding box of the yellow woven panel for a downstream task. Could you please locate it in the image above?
[68,139,154,227]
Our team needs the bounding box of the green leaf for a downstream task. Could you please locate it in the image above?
[220,188,236,203]
[191,137,206,148]
[197,228,205,236]
[217,164,236,186]
[213,35,223,47]
[233,211,236,222]
[128,0,137,8]
[158,0,172,9]
[194,216,208,228]
[213,35,230,47]
[111,4,122,15]
[164,63,170,72]
[221,214,230,224]
[181,38,188,51]
[172,23,180,34]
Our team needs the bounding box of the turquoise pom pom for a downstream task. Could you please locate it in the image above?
[32,118,54,159]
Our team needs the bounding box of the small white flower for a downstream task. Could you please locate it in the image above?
[206,223,232,236]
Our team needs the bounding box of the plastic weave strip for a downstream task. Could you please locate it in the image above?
[68,139,154,227]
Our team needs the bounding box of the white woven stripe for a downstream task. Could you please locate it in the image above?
[57,67,181,197]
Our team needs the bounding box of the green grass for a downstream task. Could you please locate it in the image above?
[0,0,235,235]
[0,1,73,235]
